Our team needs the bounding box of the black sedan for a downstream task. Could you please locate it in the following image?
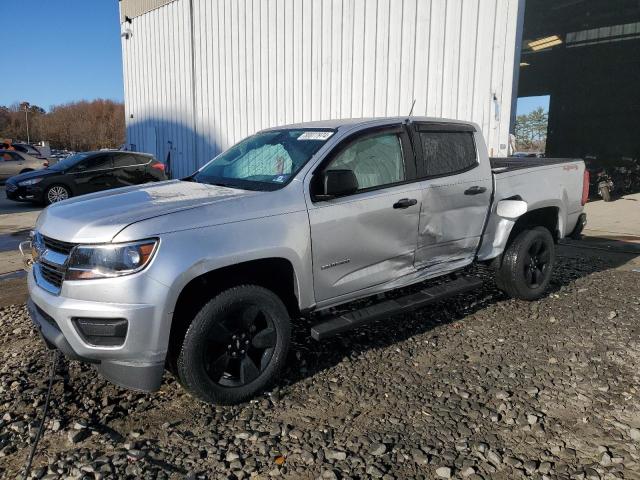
[6,151,168,205]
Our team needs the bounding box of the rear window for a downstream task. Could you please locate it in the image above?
[113,153,146,168]
[418,131,477,177]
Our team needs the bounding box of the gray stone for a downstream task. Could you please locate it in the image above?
[369,443,387,456]
[435,466,452,479]
[486,450,502,466]
[325,449,347,461]
[460,467,475,477]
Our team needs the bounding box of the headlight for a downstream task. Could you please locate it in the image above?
[66,239,158,280]
[19,177,43,186]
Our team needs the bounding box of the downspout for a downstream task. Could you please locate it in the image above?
[189,0,198,171]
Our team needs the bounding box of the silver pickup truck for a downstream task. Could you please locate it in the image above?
[22,117,588,404]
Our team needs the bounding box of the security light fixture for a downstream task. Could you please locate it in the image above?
[528,35,563,51]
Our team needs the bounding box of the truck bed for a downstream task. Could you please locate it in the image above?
[490,157,582,173]
[477,156,586,262]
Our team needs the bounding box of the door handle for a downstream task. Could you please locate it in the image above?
[464,186,487,195]
[393,198,417,209]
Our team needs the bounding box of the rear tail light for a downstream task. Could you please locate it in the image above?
[43,161,49,167]
[151,162,165,171]
[581,169,590,206]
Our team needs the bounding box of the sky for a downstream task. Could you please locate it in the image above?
[1,0,123,111]
[516,95,550,116]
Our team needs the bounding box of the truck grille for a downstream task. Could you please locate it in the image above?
[34,235,77,294]
[42,236,76,255]
[39,260,66,289]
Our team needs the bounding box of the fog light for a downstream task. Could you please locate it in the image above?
[73,318,128,346]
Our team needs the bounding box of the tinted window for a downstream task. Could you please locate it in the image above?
[76,155,111,172]
[49,152,91,171]
[113,153,141,168]
[327,133,405,191]
[418,131,477,177]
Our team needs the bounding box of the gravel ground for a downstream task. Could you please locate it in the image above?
[1,247,639,479]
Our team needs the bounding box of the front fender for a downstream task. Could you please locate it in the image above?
[139,212,314,318]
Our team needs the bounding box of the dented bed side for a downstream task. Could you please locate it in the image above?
[477,159,586,261]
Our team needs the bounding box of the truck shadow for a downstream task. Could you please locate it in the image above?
[279,243,639,389]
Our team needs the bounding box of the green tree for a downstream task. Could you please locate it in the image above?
[515,107,548,152]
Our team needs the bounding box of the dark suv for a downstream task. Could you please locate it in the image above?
[6,151,168,205]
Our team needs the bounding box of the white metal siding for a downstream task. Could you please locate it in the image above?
[121,0,522,178]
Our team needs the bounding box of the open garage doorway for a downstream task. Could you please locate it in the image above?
[514,95,550,157]
[517,0,640,194]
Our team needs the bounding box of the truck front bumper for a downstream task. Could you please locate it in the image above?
[27,270,168,392]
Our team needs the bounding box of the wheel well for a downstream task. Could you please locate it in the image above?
[46,183,73,194]
[19,168,34,174]
[168,258,299,362]
[507,207,559,247]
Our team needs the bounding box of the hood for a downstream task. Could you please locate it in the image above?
[36,180,261,243]
[8,168,56,183]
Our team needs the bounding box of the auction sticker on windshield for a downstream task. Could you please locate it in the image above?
[298,131,333,141]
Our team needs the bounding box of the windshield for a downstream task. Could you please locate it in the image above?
[193,129,334,190]
[49,152,91,171]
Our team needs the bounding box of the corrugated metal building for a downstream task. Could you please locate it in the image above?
[120,0,524,178]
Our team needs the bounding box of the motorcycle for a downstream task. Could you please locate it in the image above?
[596,170,614,202]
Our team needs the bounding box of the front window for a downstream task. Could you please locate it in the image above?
[327,133,405,190]
[194,129,334,191]
[49,152,91,171]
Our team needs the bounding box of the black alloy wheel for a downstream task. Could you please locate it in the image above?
[203,304,277,387]
[523,238,551,289]
[495,226,556,301]
[176,285,291,405]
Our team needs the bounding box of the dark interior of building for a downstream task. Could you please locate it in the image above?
[518,0,640,190]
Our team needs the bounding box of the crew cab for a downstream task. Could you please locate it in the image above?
[21,117,588,405]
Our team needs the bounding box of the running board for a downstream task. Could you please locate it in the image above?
[310,276,483,341]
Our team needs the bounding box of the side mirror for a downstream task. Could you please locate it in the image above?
[316,169,358,199]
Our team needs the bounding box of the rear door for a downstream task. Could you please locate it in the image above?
[112,153,148,188]
[411,123,492,270]
[69,154,114,194]
[308,125,422,302]
[0,152,23,179]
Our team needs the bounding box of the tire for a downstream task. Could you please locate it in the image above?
[44,184,71,205]
[176,285,291,405]
[495,226,555,301]
[599,186,612,202]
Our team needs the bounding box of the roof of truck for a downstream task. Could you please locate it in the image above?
[261,116,477,132]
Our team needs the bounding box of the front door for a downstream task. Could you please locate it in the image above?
[308,127,421,303]
[69,154,115,194]
[410,123,493,270]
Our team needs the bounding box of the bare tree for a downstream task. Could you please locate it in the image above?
[0,99,125,150]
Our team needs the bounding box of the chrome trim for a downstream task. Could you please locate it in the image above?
[42,249,69,266]
[33,264,62,295]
